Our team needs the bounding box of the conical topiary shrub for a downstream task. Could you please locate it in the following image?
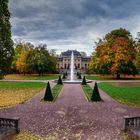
[82,76,86,85]
[44,82,53,101]
[57,76,63,85]
[62,73,66,79]
[78,73,82,79]
[91,82,101,101]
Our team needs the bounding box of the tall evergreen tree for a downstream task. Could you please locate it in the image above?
[0,0,14,78]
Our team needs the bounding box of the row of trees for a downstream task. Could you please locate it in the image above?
[89,28,140,78]
[11,41,57,75]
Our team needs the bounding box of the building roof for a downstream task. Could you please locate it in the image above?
[82,56,90,61]
[60,50,81,57]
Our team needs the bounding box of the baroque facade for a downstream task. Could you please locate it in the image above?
[57,50,90,72]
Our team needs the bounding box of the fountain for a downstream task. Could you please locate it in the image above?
[70,51,74,81]
[54,51,92,84]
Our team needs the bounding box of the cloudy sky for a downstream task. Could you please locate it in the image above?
[9,0,140,55]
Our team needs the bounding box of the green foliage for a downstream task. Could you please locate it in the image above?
[12,42,57,75]
[98,82,140,107]
[91,82,101,101]
[82,76,86,85]
[0,0,14,76]
[57,76,63,85]
[44,82,53,101]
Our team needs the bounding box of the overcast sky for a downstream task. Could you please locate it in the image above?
[9,0,140,55]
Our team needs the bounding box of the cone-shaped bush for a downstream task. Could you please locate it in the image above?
[62,73,66,79]
[91,82,101,101]
[44,82,53,101]
[77,72,79,76]
[82,76,86,85]
[57,76,63,85]
[65,71,67,76]
[78,73,82,79]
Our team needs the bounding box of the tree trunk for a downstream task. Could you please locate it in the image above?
[116,73,120,79]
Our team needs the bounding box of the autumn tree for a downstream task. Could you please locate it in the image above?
[90,28,137,78]
[135,32,140,73]
[12,41,34,74]
[0,0,14,78]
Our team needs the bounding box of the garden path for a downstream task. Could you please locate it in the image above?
[0,81,140,140]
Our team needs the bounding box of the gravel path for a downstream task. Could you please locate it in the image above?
[0,82,140,140]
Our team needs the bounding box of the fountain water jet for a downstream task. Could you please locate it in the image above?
[54,51,92,84]
[70,51,74,81]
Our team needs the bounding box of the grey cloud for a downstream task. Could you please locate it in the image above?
[9,0,140,54]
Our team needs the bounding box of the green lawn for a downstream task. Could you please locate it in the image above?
[0,82,46,109]
[4,74,59,80]
[98,82,140,107]
[86,75,108,80]
[86,74,140,80]
[81,84,93,101]
[51,84,63,101]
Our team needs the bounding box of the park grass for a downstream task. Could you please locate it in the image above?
[52,84,63,101]
[4,74,59,80]
[86,75,111,80]
[0,82,46,109]
[42,84,63,102]
[98,82,140,107]
[81,84,93,101]
[86,74,140,80]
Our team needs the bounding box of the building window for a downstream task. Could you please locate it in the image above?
[85,64,87,68]
[65,64,67,69]
[78,64,80,69]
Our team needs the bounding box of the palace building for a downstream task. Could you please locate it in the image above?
[57,50,90,72]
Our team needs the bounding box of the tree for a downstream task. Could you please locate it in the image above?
[0,0,14,78]
[26,43,55,75]
[12,41,34,74]
[82,76,86,85]
[135,32,140,73]
[91,82,101,101]
[44,82,53,101]
[90,28,137,78]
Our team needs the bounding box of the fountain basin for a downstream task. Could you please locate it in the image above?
[53,79,93,84]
